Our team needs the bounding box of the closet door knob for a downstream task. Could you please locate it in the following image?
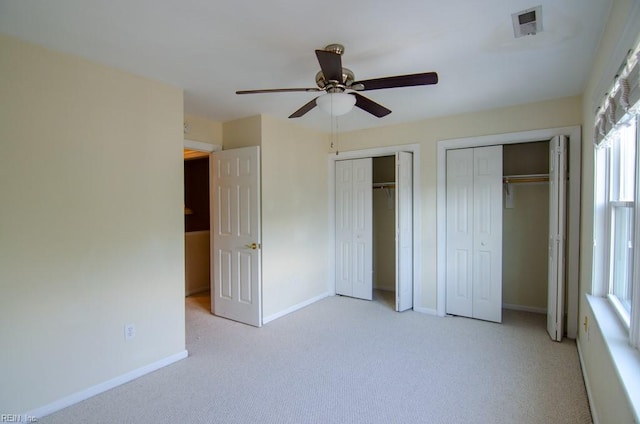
[244,243,259,250]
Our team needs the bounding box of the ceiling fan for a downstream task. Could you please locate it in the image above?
[236,43,439,119]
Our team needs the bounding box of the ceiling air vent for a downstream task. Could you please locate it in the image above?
[512,5,542,38]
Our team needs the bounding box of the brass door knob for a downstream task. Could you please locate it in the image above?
[244,243,259,250]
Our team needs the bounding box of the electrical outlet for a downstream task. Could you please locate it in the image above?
[583,316,590,342]
[124,324,136,341]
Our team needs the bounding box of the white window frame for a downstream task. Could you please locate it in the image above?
[594,114,640,347]
[632,120,640,347]
[610,119,636,327]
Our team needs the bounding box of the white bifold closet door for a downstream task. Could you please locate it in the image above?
[547,135,567,341]
[336,154,414,307]
[336,158,373,300]
[446,145,503,323]
[395,152,413,311]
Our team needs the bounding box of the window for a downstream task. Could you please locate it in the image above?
[593,41,640,347]
[602,117,637,323]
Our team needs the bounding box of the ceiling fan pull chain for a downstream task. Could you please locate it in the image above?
[328,111,338,155]
[334,115,340,155]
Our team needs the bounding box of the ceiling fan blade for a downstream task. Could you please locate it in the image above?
[355,72,438,91]
[352,93,391,118]
[236,88,321,94]
[288,97,319,118]
[315,50,343,82]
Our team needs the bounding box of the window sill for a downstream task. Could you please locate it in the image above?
[607,293,631,328]
[586,294,640,422]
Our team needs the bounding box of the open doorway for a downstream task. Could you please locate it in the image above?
[183,140,219,300]
[184,151,210,296]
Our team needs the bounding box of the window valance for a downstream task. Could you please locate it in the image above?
[594,44,640,148]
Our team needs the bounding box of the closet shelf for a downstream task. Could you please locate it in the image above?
[503,174,549,184]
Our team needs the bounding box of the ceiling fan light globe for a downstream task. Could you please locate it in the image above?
[316,92,356,116]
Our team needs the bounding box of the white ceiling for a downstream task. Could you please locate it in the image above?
[0,0,612,132]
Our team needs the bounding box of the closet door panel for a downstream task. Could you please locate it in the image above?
[472,145,503,323]
[351,158,373,300]
[396,151,414,312]
[446,149,474,317]
[335,161,354,296]
[454,249,471,298]
[547,135,567,341]
[335,158,373,301]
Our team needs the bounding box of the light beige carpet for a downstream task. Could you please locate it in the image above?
[40,292,592,423]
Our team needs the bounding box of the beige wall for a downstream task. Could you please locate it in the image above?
[185,231,210,296]
[502,184,549,310]
[259,115,330,318]
[339,96,582,310]
[184,114,223,145]
[222,115,262,149]
[0,34,186,413]
[577,0,638,422]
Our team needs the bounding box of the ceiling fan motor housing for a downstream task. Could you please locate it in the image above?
[314,43,355,92]
[324,43,345,55]
[315,68,355,91]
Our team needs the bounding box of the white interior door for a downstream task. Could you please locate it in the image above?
[396,152,413,311]
[446,146,502,323]
[210,146,262,327]
[547,135,567,341]
[335,158,373,300]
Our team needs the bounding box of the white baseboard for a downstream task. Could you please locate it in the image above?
[502,303,546,314]
[413,306,438,316]
[263,292,329,324]
[577,340,599,424]
[26,350,188,419]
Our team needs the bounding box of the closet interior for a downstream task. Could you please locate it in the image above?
[372,155,396,309]
[502,140,554,316]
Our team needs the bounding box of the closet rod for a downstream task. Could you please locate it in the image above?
[373,182,395,189]
[503,174,549,184]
